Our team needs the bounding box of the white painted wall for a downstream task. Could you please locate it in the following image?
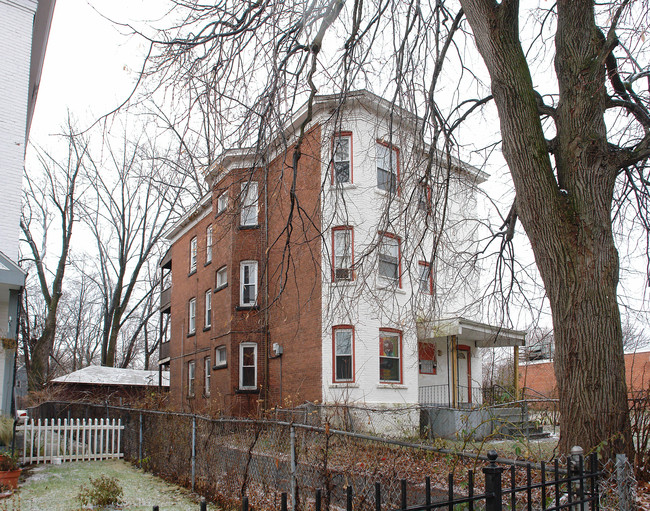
[0,0,37,263]
[316,100,483,410]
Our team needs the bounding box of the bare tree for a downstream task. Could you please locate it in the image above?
[81,124,186,367]
[111,0,650,458]
[20,127,88,389]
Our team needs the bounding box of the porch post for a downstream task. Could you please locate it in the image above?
[513,345,519,400]
[450,335,458,408]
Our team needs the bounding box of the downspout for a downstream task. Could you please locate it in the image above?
[263,159,270,410]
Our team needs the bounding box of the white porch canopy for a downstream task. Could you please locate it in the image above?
[417,317,525,347]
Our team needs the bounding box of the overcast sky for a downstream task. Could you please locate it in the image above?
[25,1,650,332]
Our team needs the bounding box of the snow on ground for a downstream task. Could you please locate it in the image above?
[1,459,218,510]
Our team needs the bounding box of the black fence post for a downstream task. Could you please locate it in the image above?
[242,496,249,511]
[153,507,159,511]
[347,485,353,511]
[201,499,207,511]
[482,450,503,511]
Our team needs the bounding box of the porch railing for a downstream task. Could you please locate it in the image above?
[418,384,482,407]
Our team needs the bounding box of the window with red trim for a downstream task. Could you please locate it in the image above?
[376,142,399,193]
[333,326,354,382]
[378,233,401,286]
[332,133,352,184]
[332,227,353,281]
[419,342,437,374]
[379,329,402,383]
[418,261,433,294]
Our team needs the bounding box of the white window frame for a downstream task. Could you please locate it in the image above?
[204,356,211,396]
[333,327,354,382]
[240,260,258,307]
[217,192,228,214]
[379,330,402,383]
[376,143,398,193]
[190,237,197,273]
[333,227,353,281]
[378,234,400,285]
[418,261,433,294]
[215,345,227,368]
[239,342,258,390]
[216,266,228,289]
[206,225,212,263]
[240,182,258,226]
[204,290,212,328]
[188,298,196,334]
[188,360,196,396]
[332,133,352,184]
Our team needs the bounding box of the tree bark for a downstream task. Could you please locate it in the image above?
[461,0,632,459]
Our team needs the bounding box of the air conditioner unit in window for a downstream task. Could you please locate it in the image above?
[335,268,352,280]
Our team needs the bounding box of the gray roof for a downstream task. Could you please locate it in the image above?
[52,365,169,387]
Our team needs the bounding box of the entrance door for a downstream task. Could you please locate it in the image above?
[456,346,471,404]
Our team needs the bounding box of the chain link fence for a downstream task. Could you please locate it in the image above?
[27,401,638,510]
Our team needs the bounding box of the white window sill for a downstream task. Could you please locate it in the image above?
[329,383,360,388]
[328,183,357,191]
[376,280,406,294]
[376,384,408,389]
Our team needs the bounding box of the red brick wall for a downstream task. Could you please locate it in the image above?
[168,125,323,415]
[519,350,650,399]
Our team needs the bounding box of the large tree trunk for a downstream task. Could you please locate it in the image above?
[461,0,633,459]
[28,295,60,391]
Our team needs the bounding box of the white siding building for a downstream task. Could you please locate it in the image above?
[0,0,55,413]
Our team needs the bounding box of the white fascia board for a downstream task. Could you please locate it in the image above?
[164,193,212,242]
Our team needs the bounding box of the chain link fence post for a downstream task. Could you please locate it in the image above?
[192,416,196,492]
[138,413,143,462]
[616,453,634,511]
[290,425,297,511]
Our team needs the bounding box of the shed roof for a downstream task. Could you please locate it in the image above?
[51,366,169,387]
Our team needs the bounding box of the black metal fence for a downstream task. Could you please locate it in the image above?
[237,450,600,511]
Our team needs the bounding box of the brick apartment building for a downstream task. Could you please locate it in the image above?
[159,91,525,425]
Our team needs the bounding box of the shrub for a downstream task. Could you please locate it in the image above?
[77,475,124,508]
[0,453,20,471]
[0,417,14,447]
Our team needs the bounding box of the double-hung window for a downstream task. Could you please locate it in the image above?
[418,183,431,213]
[379,329,402,383]
[187,360,196,396]
[206,225,212,263]
[240,181,258,226]
[332,227,353,281]
[188,298,196,334]
[376,143,399,193]
[333,326,354,382]
[204,290,212,328]
[204,356,211,395]
[239,343,257,390]
[419,342,437,375]
[189,237,197,273]
[216,266,228,289]
[418,261,433,294]
[378,233,401,285]
[215,346,227,368]
[240,261,258,307]
[332,133,352,184]
[217,192,228,215]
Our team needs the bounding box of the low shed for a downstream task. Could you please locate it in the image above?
[50,366,170,405]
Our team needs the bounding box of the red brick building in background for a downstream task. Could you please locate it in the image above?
[520,350,650,399]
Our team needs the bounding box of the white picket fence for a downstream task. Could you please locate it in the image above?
[17,418,124,464]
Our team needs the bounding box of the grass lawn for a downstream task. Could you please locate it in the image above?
[0,459,219,510]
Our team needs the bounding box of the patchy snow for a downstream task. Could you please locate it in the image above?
[2,460,217,510]
[51,366,169,387]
